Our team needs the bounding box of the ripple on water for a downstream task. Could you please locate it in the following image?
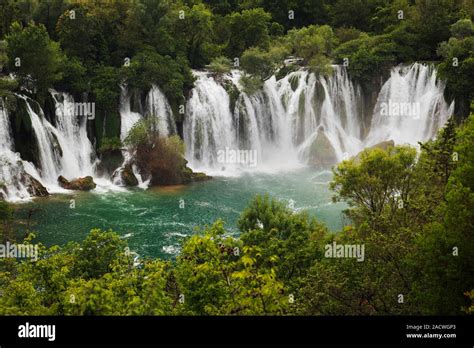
[17,169,346,258]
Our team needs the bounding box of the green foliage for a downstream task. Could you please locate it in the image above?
[239,74,263,95]
[55,57,88,95]
[208,56,232,74]
[335,33,398,83]
[450,18,474,39]
[285,25,336,75]
[0,201,13,221]
[123,117,184,149]
[135,134,187,186]
[328,0,380,32]
[238,195,327,292]
[0,77,18,110]
[0,0,470,119]
[322,119,474,315]
[0,200,14,243]
[175,220,288,315]
[0,228,174,315]
[98,137,122,153]
[409,115,474,314]
[56,6,99,65]
[0,0,473,317]
[6,21,62,99]
[419,117,457,185]
[91,66,121,113]
[121,48,194,103]
[1,118,474,317]
[335,27,363,44]
[240,47,274,79]
[123,119,150,148]
[225,8,272,58]
[409,0,457,60]
[437,19,474,118]
[330,145,420,229]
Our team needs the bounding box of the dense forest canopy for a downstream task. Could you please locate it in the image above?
[0,0,473,120]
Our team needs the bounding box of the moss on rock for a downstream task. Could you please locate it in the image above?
[58,175,96,191]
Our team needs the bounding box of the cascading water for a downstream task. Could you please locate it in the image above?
[184,67,366,173]
[183,63,452,174]
[51,90,96,179]
[20,92,97,184]
[146,84,176,137]
[120,84,176,141]
[365,64,452,146]
[116,84,174,187]
[0,100,13,151]
[119,86,143,142]
[0,63,454,201]
[20,95,62,183]
[184,71,238,172]
[0,99,42,201]
[1,92,100,200]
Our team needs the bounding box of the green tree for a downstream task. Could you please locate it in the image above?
[6,21,62,99]
[175,220,288,315]
[410,115,474,314]
[330,145,421,231]
[285,25,336,74]
[0,200,14,243]
[437,18,474,119]
[238,195,327,293]
[207,55,232,74]
[72,229,127,279]
[225,8,272,58]
[121,48,194,105]
[56,5,106,67]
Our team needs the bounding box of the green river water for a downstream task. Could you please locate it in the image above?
[16,168,347,259]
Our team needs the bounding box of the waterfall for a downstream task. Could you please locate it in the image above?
[0,100,13,151]
[116,84,174,187]
[119,86,142,142]
[183,63,452,174]
[184,71,238,171]
[0,62,454,201]
[0,92,100,200]
[365,64,452,146]
[51,90,96,179]
[146,85,176,137]
[0,99,42,201]
[20,95,62,183]
[19,93,97,184]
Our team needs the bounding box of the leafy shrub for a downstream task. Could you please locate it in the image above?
[208,56,232,74]
[98,136,122,153]
[239,74,263,95]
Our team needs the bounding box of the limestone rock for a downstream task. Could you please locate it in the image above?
[307,129,338,168]
[121,164,139,187]
[24,173,49,197]
[58,175,96,191]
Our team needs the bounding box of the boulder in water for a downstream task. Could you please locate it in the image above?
[97,150,124,177]
[24,174,49,197]
[121,164,139,187]
[307,129,338,168]
[191,172,212,182]
[58,176,96,191]
[182,166,212,183]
